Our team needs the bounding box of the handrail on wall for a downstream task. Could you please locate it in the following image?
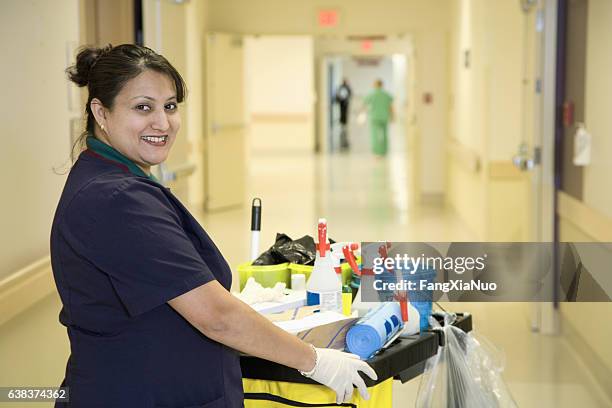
[446,137,481,173]
[0,256,54,327]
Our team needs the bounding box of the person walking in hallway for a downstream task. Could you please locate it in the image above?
[335,78,352,150]
[364,79,393,156]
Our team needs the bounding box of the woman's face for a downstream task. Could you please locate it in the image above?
[91,70,181,173]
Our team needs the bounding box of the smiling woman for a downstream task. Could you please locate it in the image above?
[66,44,186,173]
[90,70,179,171]
[52,44,376,408]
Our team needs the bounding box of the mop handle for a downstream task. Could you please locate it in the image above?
[250,198,262,261]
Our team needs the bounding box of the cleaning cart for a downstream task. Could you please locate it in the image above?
[238,208,475,406]
[240,313,473,407]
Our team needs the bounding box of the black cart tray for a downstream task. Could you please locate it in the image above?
[240,312,472,387]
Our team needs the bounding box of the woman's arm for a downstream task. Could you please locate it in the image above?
[168,280,377,404]
[168,280,316,371]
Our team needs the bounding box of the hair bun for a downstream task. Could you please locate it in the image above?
[66,44,113,87]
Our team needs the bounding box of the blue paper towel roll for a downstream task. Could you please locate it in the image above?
[346,302,403,359]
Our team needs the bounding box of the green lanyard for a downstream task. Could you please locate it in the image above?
[86,136,158,182]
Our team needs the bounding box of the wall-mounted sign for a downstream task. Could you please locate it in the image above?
[318,10,339,27]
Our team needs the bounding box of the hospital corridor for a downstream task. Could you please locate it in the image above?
[2,0,612,407]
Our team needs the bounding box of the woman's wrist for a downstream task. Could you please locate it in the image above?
[298,343,318,377]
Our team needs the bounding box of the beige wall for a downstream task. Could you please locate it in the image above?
[483,0,524,161]
[414,30,448,196]
[447,0,486,239]
[246,37,314,114]
[446,0,530,241]
[208,0,451,35]
[583,0,612,219]
[245,36,315,153]
[0,0,79,280]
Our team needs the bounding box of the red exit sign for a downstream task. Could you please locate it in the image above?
[318,9,339,27]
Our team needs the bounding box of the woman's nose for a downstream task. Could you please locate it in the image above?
[151,110,170,132]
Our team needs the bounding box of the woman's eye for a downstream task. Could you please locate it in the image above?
[165,103,177,111]
[136,104,151,111]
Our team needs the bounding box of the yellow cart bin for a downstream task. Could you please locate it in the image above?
[243,378,392,408]
[289,259,359,287]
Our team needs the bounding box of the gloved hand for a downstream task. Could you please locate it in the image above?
[300,346,378,404]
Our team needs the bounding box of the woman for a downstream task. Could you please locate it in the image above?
[51,44,376,407]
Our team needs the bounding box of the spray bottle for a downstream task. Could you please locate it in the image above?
[306,218,342,312]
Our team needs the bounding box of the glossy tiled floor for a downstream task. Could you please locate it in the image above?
[1,123,610,407]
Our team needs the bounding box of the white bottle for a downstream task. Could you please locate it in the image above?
[306,219,342,312]
[573,123,591,166]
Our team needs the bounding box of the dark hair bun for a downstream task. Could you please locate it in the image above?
[66,44,113,87]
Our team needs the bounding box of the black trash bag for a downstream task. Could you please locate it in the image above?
[252,233,336,266]
[276,235,318,265]
[252,233,293,265]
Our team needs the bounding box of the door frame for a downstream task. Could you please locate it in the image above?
[530,0,561,334]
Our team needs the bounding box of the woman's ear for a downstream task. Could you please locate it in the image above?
[90,98,107,130]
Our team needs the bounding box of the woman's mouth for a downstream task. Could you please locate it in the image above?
[141,135,168,146]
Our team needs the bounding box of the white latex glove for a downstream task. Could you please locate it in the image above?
[300,347,378,404]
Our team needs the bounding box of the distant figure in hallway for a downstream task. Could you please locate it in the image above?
[335,78,352,150]
[364,79,393,156]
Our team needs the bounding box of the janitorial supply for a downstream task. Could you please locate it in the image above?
[401,267,437,332]
[346,302,404,360]
[250,198,262,261]
[341,285,353,316]
[291,273,306,291]
[306,219,342,312]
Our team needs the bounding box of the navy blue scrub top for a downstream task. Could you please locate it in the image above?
[51,138,244,407]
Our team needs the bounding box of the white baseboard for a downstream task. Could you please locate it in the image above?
[0,256,55,327]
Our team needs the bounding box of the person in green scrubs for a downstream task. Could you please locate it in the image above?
[364,79,394,156]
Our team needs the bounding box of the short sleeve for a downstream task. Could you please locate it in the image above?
[63,180,215,317]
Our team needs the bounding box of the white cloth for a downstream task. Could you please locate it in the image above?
[235,277,286,305]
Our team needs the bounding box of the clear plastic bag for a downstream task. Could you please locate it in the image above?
[416,313,517,408]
